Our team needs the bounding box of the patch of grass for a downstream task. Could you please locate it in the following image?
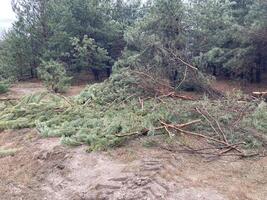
[0,148,18,158]
[0,81,9,94]
[142,139,159,148]
[251,102,267,133]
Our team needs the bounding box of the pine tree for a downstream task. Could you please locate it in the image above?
[37,60,71,93]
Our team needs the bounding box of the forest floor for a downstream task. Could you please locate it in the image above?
[0,80,266,200]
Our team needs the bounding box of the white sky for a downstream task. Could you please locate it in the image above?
[0,0,16,32]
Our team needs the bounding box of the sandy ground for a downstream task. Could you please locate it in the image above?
[0,80,267,200]
[1,80,85,99]
[0,129,266,200]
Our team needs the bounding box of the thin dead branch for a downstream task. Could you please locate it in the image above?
[196,108,227,143]
[0,98,18,101]
[54,93,74,107]
[176,66,188,90]
[158,92,195,100]
[160,120,246,156]
[132,70,174,90]
[195,108,221,139]
[139,97,144,110]
[164,47,199,71]
[176,119,202,129]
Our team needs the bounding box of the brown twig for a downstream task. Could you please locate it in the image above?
[158,92,194,101]
[164,47,199,71]
[176,119,202,129]
[195,108,221,139]
[54,93,74,107]
[160,120,245,153]
[139,97,144,110]
[106,94,136,111]
[0,98,18,101]
[204,109,228,143]
[132,70,174,90]
[164,126,174,138]
[176,66,188,90]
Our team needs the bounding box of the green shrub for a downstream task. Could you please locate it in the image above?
[0,81,9,94]
[0,148,18,158]
[37,60,71,93]
[251,102,267,133]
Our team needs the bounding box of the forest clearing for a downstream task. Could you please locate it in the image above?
[0,0,267,199]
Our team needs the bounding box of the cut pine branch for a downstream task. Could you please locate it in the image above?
[159,92,195,100]
[196,108,228,143]
[160,121,246,156]
[0,98,18,101]
[176,119,202,129]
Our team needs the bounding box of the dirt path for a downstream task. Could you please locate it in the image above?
[212,78,267,94]
[0,130,266,200]
[1,80,86,99]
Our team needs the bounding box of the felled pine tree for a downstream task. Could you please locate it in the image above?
[37,60,71,93]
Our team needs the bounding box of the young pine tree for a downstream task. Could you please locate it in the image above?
[37,60,71,93]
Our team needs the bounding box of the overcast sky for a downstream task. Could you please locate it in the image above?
[0,0,16,32]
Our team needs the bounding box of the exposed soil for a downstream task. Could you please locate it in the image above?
[0,80,267,200]
[212,78,267,94]
[1,80,86,99]
[0,130,266,200]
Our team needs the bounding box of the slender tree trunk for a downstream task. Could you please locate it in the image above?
[256,67,261,83]
[106,68,111,77]
[92,68,100,81]
[240,72,244,80]
[212,65,217,76]
[250,66,254,83]
[255,54,262,83]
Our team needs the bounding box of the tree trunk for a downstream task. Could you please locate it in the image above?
[250,67,254,83]
[212,65,217,76]
[106,68,112,77]
[255,67,261,83]
[92,68,100,81]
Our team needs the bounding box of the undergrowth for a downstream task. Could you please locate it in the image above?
[0,70,266,152]
[0,148,18,158]
[0,81,9,94]
[250,101,267,134]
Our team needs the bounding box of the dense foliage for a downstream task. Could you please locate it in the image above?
[0,0,266,84]
[0,82,9,94]
[37,60,71,92]
[190,0,267,82]
[0,0,143,80]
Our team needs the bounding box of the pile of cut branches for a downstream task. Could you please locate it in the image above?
[0,70,266,156]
